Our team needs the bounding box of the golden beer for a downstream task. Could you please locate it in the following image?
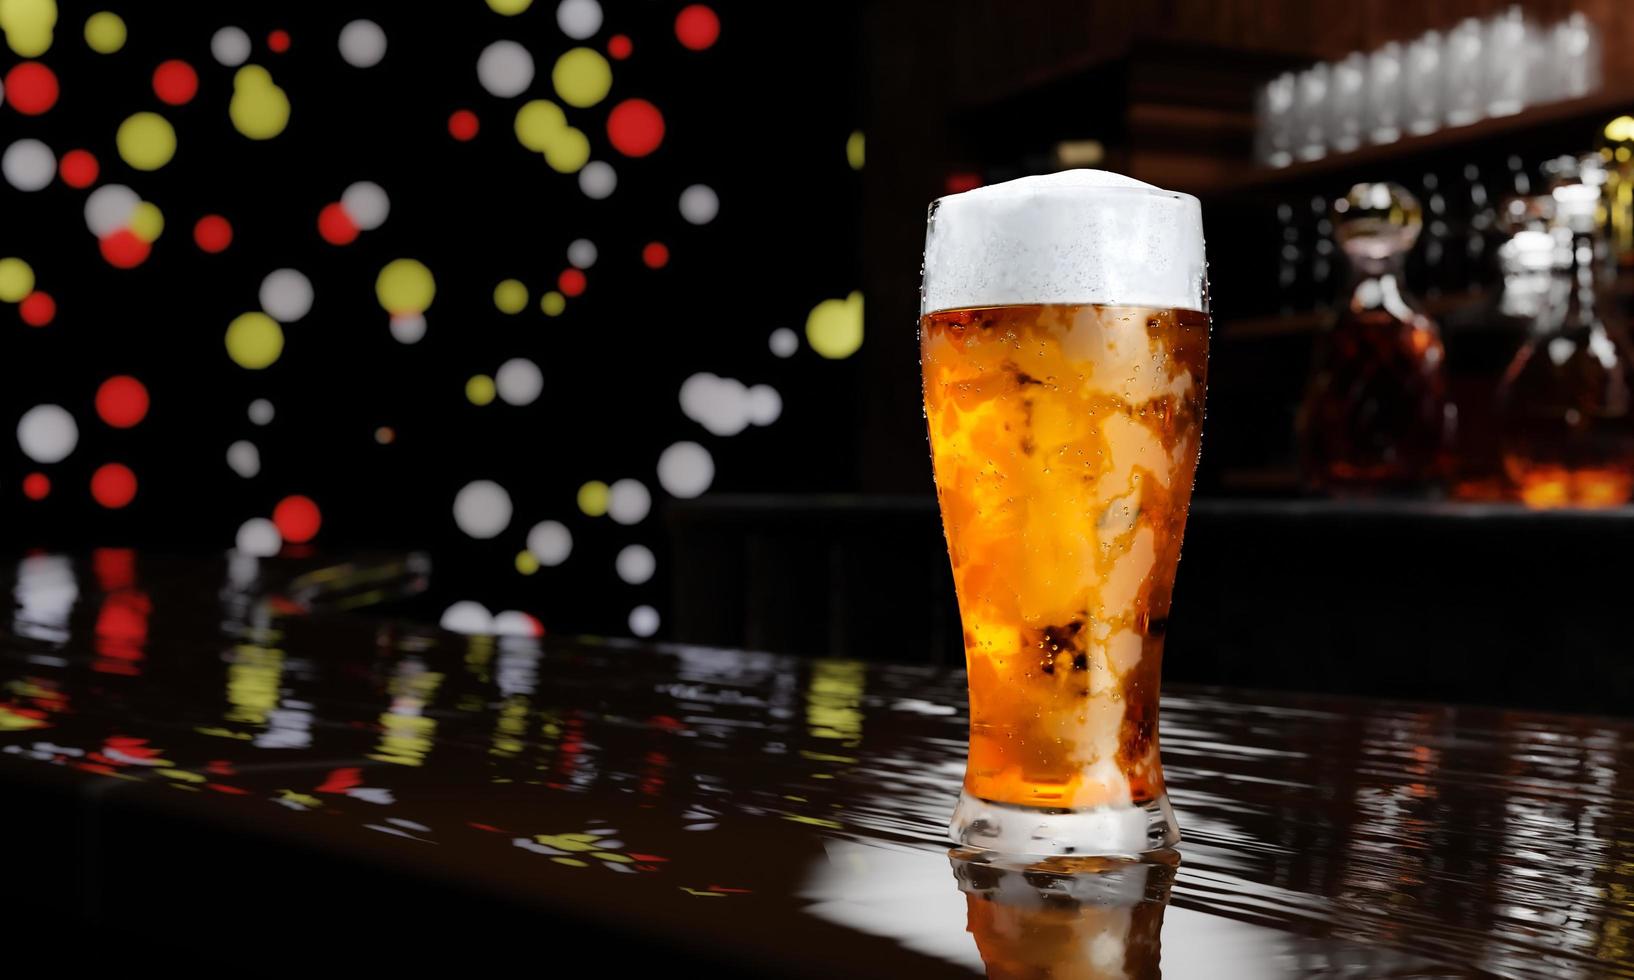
[921,172,1209,855]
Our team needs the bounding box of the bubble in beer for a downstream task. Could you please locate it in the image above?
[657,441,713,498]
[527,520,572,565]
[607,478,650,524]
[453,480,512,538]
[615,544,655,584]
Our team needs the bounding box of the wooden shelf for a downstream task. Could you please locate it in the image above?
[1204,85,1634,197]
[1220,289,1486,339]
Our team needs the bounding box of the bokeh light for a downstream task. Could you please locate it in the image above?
[453,480,513,538]
[17,404,77,463]
[21,472,49,501]
[194,214,232,253]
[606,99,664,157]
[90,463,136,509]
[152,60,198,105]
[95,376,148,428]
[4,139,55,191]
[616,544,655,584]
[629,605,659,637]
[117,112,177,171]
[273,494,321,543]
[805,291,864,359]
[338,20,386,68]
[211,27,251,67]
[229,65,291,140]
[18,290,53,326]
[577,480,609,517]
[496,358,543,405]
[376,258,435,314]
[494,278,528,314]
[58,148,97,187]
[642,241,669,268]
[607,478,650,524]
[0,257,35,301]
[769,327,798,357]
[657,441,714,498]
[259,268,314,322]
[540,291,566,316]
[4,62,57,115]
[578,160,616,198]
[678,184,719,224]
[466,374,497,406]
[527,520,572,565]
[552,47,612,108]
[225,311,284,369]
[226,440,259,478]
[477,40,534,98]
[557,0,602,39]
[448,109,480,141]
[674,5,720,51]
[1,0,57,57]
[236,517,281,556]
[84,12,126,55]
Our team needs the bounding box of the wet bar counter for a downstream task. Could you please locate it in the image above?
[1,554,1631,977]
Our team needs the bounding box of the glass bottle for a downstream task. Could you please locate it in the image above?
[1495,182,1634,507]
[1298,183,1451,492]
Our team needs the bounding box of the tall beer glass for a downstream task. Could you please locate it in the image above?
[920,171,1209,856]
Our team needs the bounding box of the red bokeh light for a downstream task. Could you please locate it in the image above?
[608,35,632,60]
[96,375,149,428]
[448,109,480,141]
[273,495,322,543]
[100,230,151,269]
[19,291,55,327]
[58,149,98,188]
[152,60,199,105]
[194,214,233,253]
[91,464,137,509]
[267,29,291,53]
[5,62,58,115]
[22,473,49,501]
[558,268,587,297]
[674,5,720,50]
[318,202,359,245]
[606,99,664,157]
[642,242,670,269]
[945,172,983,194]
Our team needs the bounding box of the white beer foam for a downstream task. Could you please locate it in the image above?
[922,170,1208,314]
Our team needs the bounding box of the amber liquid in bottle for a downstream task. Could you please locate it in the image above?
[1497,222,1634,508]
[1298,183,1451,493]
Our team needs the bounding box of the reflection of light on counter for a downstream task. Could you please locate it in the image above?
[807,659,866,747]
[369,658,444,767]
[13,555,78,645]
[225,645,283,725]
[490,644,541,759]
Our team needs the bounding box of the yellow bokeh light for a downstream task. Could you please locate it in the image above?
[84,10,124,54]
[376,258,436,314]
[806,291,865,359]
[466,374,497,406]
[0,254,33,300]
[552,48,612,109]
[129,201,163,242]
[486,0,532,13]
[0,257,34,302]
[225,312,284,370]
[1605,115,1634,143]
[540,291,566,316]
[116,112,176,171]
[544,127,590,173]
[494,279,528,314]
[229,65,291,140]
[515,550,539,575]
[846,131,865,170]
[577,480,609,517]
[514,99,567,152]
[0,0,56,57]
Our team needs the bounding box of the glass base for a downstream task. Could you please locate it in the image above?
[949,790,1180,858]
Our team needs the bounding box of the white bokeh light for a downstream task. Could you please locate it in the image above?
[440,600,494,635]
[338,19,387,68]
[235,517,281,557]
[248,398,275,425]
[495,358,543,406]
[527,520,572,566]
[578,160,616,199]
[628,605,660,637]
[85,184,139,237]
[226,440,260,478]
[389,313,426,344]
[453,480,513,538]
[607,479,651,525]
[211,26,251,67]
[341,181,390,230]
[477,40,534,98]
[657,441,714,498]
[567,238,597,269]
[3,140,54,192]
[259,269,314,322]
[17,405,77,464]
[615,544,655,585]
[556,0,603,39]
[747,384,783,426]
[769,327,798,358]
[679,184,719,225]
[492,610,542,637]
